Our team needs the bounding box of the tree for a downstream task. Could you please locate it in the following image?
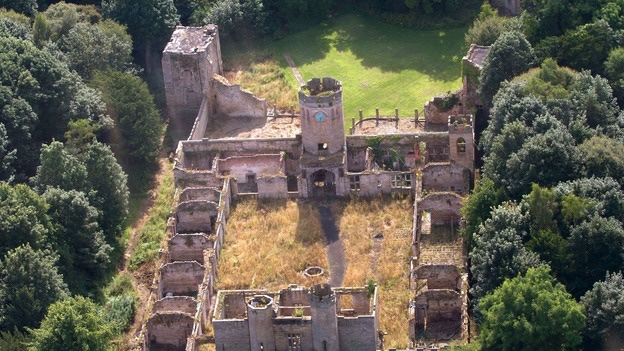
[568,215,624,296]
[91,70,162,171]
[479,266,585,351]
[58,20,133,79]
[31,141,88,193]
[579,135,624,185]
[0,0,37,17]
[83,141,129,245]
[461,176,504,249]
[43,188,111,294]
[605,47,624,106]
[0,123,16,181]
[0,183,52,258]
[29,296,112,351]
[571,70,622,137]
[558,20,616,74]
[0,328,29,351]
[505,119,580,198]
[469,204,541,302]
[0,36,108,178]
[0,244,69,331]
[581,271,624,346]
[464,2,507,47]
[101,0,178,70]
[479,31,535,104]
[555,177,624,223]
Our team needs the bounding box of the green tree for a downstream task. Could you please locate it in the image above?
[558,20,616,74]
[605,47,624,106]
[581,271,624,347]
[579,135,624,185]
[555,177,624,223]
[83,141,129,245]
[0,123,16,181]
[464,2,507,47]
[29,296,112,351]
[31,141,88,193]
[0,328,29,351]
[43,188,111,294]
[479,266,585,351]
[568,215,624,296]
[0,183,51,258]
[571,70,622,137]
[0,0,37,17]
[479,31,536,104]
[59,20,133,79]
[469,204,540,302]
[91,70,162,173]
[0,244,69,331]
[101,0,178,70]
[461,176,505,249]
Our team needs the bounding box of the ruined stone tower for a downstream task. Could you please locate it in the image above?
[162,25,223,134]
[310,284,339,351]
[298,77,345,155]
[448,115,475,174]
[247,295,277,350]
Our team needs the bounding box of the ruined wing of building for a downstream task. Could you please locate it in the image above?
[140,24,485,351]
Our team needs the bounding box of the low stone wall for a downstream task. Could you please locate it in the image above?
[213,75,267,118]
[158,261,205,298]
[178,187,221,202]
[147,312,195,350]
[412,264,461,291]
[257,175,288,198]
[422,162,470,195]
[153,296,198,315]
[175,200,218,233]
[168,233,213,263]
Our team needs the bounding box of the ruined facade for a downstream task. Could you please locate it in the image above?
[139,25,479,350]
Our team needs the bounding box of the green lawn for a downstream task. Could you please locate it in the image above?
[222,13,466,120]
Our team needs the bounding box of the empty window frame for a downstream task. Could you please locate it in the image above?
[392,174,413,188]
[456,137,466,153]
[349,175,361,191]
[288,334,302,351]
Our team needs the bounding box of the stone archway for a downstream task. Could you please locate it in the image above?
[311,169,336,197]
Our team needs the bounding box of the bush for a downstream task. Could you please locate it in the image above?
[104,294,136,333]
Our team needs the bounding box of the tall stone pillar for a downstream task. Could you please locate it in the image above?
[247,295,276,351]
[310,284,339,351]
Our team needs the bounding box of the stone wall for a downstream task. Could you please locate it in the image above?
[257,175,288,198]
[424,95,464,125]
[213,319,251,351]
[412,265,461,291]
[417,193,463,225]
[217,154,283,180]
[422,163,470,195]
[158,261,205,298]
[413,290,461,323]
[179,187,221,202]
[147,312,195,350]
[175,200,218,233]
[213,75,267,118]
[337,317,377,351]
[299,78,345,155]
[168,234,213,263]
[153,296,198,315]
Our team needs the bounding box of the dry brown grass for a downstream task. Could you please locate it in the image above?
[216,197,413,349]
[223,54,298,111]
[217,199,328,291]
[336,196,414,349]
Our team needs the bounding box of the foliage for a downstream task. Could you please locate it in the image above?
[571,70,622,137]
[579,135,624,185]
[0,16,30,39]
[479,31,535,104]
[0,183,51,258]
[103,294,136,334]
[83,141,129,245]
[0,123,16,181]
[29,296,113,351]
[479,266,585,351]
[0,244,69,331]
[469,203,541,302]
[460,176,505,249]
[568,215,624,296]
[0,36,107,179]
[43,187,111,294]
[0,0,37,17]
[605,47,624,106]
[464,2,507,47]
[31,141,88,193]
[202,0,269,40]
[581,271,624,345]
[554,177,624,223]
[91,70,162,175]
[557,20,617,74]
[58,20,133,79]
[102,0,179,54]
[0,328,29,351]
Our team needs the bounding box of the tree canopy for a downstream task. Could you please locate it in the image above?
[479,266,585,351]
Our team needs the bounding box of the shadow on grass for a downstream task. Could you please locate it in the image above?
[266,13,465,82]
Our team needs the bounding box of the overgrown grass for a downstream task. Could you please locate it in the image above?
[337,196,414,349]
[216,197,413,349]
[217,199,328,291]
[222,13,465,121]
[128,160,175,270]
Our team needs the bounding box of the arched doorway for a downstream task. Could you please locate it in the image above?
[311,169,336,197]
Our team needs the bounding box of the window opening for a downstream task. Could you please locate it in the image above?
[457,137,466,153]
[350,175,361,191]
[318,143,328,151]
[288,334,301,351]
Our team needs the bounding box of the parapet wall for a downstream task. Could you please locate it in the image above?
[213,75,267,118]
[422,162,470,195]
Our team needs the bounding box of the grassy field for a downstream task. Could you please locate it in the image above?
[216,197,414,349]
[222,13,466,120]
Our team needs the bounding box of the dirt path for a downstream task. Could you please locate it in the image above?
[318,204,345,287]
[284,54,306,86]
[120,156,171,350]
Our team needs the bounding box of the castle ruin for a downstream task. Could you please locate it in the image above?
[140,24,480,350]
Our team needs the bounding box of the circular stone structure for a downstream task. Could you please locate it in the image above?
[304,266,324,277]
